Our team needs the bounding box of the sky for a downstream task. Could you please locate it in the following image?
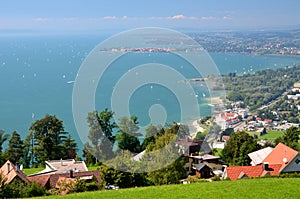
[0,0,300,32]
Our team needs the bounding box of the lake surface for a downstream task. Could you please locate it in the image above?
[1,34,300,148]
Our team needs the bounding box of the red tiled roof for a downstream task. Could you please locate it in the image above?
[226,118,238,123]
[264,119,273,123]
[28,175,51,187]
[222,135,230,141]
[225,164,281,180]
[263,143,298,168]
[225,112,235,117]
[28,170,101,189]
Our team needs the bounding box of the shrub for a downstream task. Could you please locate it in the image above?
[86,181,101,191]
[73,179,87,193]
[211,175,221,181]
[23,182,47,197]
[186,176,201,183]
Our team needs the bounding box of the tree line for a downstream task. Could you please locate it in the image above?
[82,108,189,187]
[0,115,78,168]
[221,65,300,110]
[0,108,190,188]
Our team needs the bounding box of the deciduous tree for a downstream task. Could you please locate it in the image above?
[221,131,259,166]
[86,109,117,162]
[275,127,300,150]
[29,115,68,165]
[116,116,141,153]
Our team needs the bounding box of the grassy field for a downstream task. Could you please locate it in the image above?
[87,166,100,171]
[259,130,284,141]
[23,166,100,175]
[247,130,284,141]
[34,178,300,199]
[247,131,261,138]
[22,167,44,175]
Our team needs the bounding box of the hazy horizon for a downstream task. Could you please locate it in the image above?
[1,0,300,32]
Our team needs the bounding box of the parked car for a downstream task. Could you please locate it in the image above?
[105,185,119,190]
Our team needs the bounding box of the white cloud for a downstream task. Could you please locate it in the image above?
[122,16,128,20]
[103,16,118,20]
[63,18,78,21]
[148,16,164,20]
[223,16,231,20]
[166,15,197,20]
[189,16,198,20]
[201,16,217,20]
[33,17,50,22]
[170,14,186,20]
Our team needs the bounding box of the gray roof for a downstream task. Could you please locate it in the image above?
[30,159,88,176]
[47,159,88,173]
[195,163,207,171]
[248,147,274,166]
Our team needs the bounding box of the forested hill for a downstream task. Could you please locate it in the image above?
[221,65,300,110]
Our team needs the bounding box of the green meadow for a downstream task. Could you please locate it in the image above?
[34,178,299,199]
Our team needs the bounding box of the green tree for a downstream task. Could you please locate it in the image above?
[29,115,67,165]
[141,124,160,151]
[0,172,7,197]
[86,109,117,162]
[100,151,149,188]
[275,127,300,150]
[63,134,78,159]
[205,123,221,142]
[22,131,34,168]
[145,124,187,185]
[178,124,190,139]
[147,156,187,185]
[0,130,10,153]
[22,182,47,197]
[4,131,23,164]
[194,131,206,140]
[2,178,26,198]
[0,130,10,166]
[221,131,259,166]
[146,124,179,152]
[116,116,141,153]
[82,142,96,166]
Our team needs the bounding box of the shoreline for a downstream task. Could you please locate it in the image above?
[205,97,224,107]
[189,119,205,139]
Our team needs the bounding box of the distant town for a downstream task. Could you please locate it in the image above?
[191,30,300,56]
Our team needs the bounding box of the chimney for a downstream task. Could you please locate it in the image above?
[7,163,10,174]
[16,162,19,172]
[263,162,269,171]
[69,170,73,178]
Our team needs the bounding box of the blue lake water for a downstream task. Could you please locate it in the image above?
[1,34,300,148]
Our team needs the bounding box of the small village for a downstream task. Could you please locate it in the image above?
[1,140,299,195]
[208,82,300,148]
[0,83,300,197]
